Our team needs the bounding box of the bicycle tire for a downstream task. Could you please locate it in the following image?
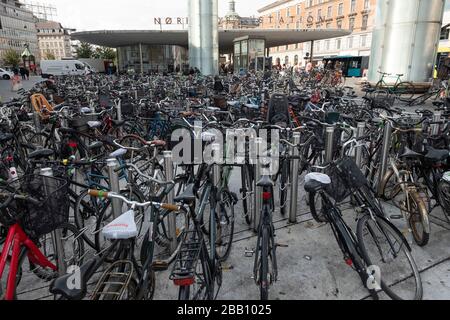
[307,191,329,223]
[408,191,430,247]
[241,165,254,225]
[259,226,270,301]
[215,190,235,262]
[395,82,415,102]
[356,215,423,300]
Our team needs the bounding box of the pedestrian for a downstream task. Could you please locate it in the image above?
[19,67,26,80]
[25,68,30,80]
[11,70,22,92]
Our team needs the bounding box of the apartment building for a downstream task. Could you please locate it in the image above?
[36,20,73,60]
[0,0,39,63]
[258,0,376,76]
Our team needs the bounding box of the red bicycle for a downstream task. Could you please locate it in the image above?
[0,175,84,300]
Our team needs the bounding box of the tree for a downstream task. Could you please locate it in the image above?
[92,47,116,60]
[76,42,94,59]
[1,49,21,67]
[44,52,56,60]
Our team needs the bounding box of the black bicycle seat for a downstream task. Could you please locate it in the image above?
[112,120,126,127]
[174,184,196,203]
[304,179,328,193]
[28,148,54,160]
[425,147,450,163]
[399,147,423,160]
[256,175,274,188]
[49,258,98,300]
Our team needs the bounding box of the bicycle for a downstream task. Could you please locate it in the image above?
[374,71,415,103]
[305,157,422,300]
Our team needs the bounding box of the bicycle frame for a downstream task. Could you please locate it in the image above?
[0,223,57,300]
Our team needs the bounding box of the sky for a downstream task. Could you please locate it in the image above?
[41,0,274,31]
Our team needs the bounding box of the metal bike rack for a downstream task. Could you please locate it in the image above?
[106,158,122,219]
[355,122,366,168]
[61,108,69,128]
[377,121,392,196]
[40,168,66,274]
[325,126,335,164]
[116,99,123,122]
[252,138,263,233]
[33,113,42,145]
[289,132,301,224]
[431,112,442,136]
[163,151,177,253]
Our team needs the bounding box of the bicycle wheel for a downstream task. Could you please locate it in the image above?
[30,223,85,281]
[241,164,254,225]
[215,190,235,262]
[437,179,450,222]
[307,191,329,223]
[408,191,430,247]
[395,82,415,103]
[357,215,423,300]
[258,227,270,301]
[177,247,211,300]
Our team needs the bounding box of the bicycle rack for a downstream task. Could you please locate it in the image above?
[252,138,263,233]
[355,122,366,168]
[289,132,301,224]
[377,122,392,196]
[170,230,203,282]
[325,126,335,164]
[90,260,134,300]
[163,151,178,254]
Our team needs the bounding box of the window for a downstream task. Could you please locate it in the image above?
[327,6,332,18]
[362,15,368,30]
[348,36,353,48]
[326,22,332,29]
[285,56,289,65]
[336,38,341,49]
[317,9,322,19]
[364,0,370,10]
[350,0,356,13]
[349,17,355,31]
[325,40,330,51]
[361,35,367,47]
[338,3,344,16]
[286,45,289,50]
[337,20,342,29]
[307,0,313,7]
[294,55,299,65]
[286,8,290,17]
[296,5,301,15]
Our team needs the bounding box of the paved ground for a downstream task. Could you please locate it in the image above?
[1,76,449,300]
[0,76,44,102]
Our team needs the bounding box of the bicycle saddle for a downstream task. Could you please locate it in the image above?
[174,184,196,203]
[425,147,450,163]
[49,258,98,300]
[109,148,127,158]
[399,147,423,160]
[0,133,14,143]
[28,148,54,160]
[304,173,331,193]
[112,120,126,127]
[102,210,137,240]
[256,175,275,188]
[87,121,102,129]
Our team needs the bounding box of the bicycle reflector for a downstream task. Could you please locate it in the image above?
[68,141,78,149]
[173,277,195,286]
[263,192,272,201]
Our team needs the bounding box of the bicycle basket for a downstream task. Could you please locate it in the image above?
[325,157,368,202]
[0,175,69,238]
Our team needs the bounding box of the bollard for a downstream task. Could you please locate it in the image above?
[107,158,122,219]
[355,122,366,168]
[33,113,42,145]
[252,138,263,232]
[40,168,66,274]
[431,112,442,136]
[325,126,335,164]
[61,108,69,128]
[134,89,138,101]
[289,132,301,224]
[377,121,392,196]
[116,99,123,122]
[163,151,177,253]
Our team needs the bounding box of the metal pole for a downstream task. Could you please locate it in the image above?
[252,138,263,232]
[377,122,392,196]
[289,132,301,224]
[163,151,177,253]
[431,111,441,136]
[355,122,366,168]
[116,99,122,122]
[325,126,335,164]
[139,43,144,75]
[107,158,121,219]
[40,168,66,274]
[33,112,42,145]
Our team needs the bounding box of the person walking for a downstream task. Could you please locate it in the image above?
[11,70,22,92]
[19,67,26,80]
[25,68,30,80]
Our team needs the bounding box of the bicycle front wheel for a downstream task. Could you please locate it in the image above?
[357,215,423,300]
[395,82,415,103]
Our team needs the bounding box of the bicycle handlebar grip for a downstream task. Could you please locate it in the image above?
[88,189,109,198]
[161,203,180,212]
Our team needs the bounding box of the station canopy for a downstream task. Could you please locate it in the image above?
[72,29,351,53]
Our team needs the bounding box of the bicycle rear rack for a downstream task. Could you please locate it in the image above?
[90,260,134,300]
[169,230,203,285]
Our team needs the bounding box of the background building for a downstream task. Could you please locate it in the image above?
[219,0,260,29]
[0,0,39,64]
[258,0,376,76]
[36,21,74,60]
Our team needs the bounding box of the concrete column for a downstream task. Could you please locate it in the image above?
[188,0,219,75]
[368,0,445,83]
[139,43,144,74]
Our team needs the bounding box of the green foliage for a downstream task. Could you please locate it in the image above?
[44,52,56,60]
[92,47,116,60]
[76,42,94,59]
[1,49,21,67]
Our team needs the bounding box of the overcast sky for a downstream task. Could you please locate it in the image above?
[42,0,273,31]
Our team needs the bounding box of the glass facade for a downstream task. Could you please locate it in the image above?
[234,37,266,73]
[117,44,188,74]
[0,0,39,63]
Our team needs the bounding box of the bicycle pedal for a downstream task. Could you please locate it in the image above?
[276,243,289,248]
[244,248,255,257]
[390,215,403,220]
[152,261,169,271]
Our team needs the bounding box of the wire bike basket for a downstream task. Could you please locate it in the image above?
[0,175,69,239]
